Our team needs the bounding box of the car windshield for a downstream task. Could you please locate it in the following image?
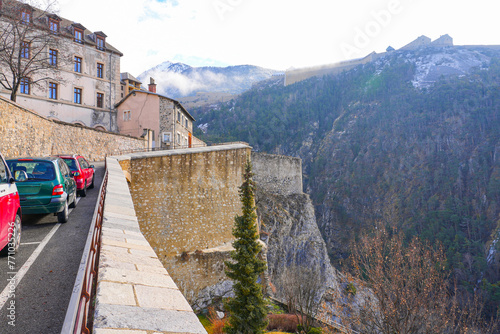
[62,158,78,172]
[7,161,55,181]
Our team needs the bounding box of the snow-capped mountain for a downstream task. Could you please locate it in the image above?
[137,61,279,99]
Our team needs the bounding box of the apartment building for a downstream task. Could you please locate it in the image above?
[116,78,204,150]
[0,0,123,131]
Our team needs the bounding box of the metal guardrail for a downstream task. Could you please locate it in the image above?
[61,164,108,334]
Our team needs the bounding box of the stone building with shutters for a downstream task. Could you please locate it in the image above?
[0,0,123,131]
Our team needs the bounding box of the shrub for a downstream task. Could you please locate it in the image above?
[267,313,300,332]
[308,327,323,334]
[345,282,356,296]
[298,325,323,334]
[207,307,227,334]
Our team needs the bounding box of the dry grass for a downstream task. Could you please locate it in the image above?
[267,313,300,332]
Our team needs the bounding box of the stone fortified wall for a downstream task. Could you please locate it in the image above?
[0,96,144,161]
[284,52,382,86]
[251,152,303,195]
[117,149,319,310]
[117,145,251,303]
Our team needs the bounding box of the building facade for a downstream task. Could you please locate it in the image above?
[0,0,123,131]
[120,72,142,99]
[116,79,201,150]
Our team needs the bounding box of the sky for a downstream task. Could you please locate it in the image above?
[54,0,500,76]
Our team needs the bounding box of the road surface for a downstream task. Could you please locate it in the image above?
[0,162,105,334]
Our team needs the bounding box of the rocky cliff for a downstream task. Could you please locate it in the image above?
[252,153,341,302]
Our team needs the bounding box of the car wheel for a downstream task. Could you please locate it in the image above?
[57,200,69,224]
[89,176,95,189]
[1,213,21,255]
[79,182,87,197]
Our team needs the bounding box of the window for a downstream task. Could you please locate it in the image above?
[21,10,30,24]
[96,92,104,108]
[185,118,188,128]
[74,88,82,104]
[49,19,59,33]
[74,56,82,73]
[96,36,105,51]
[58,159,70,178]
[177,132,180,144]
[49,49,57,66]
[177,111,181,122]
[0,160,7,184]
[78,157,89,169]
[49,82,57,99]
[74,28,83,43]
[162,132,171,143]
[96,63,103,79]
[20,77,30,94]
[123,110,131,121]
[21,41,30,59]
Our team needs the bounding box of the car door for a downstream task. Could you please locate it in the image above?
[79,157,93,188]
[58,159,75,203]
[0,156,17,248]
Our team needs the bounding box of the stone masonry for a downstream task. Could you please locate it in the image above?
[116,144,251,303]
[93,157,206,334]
[251,152,303,196]
[0,97,144,161]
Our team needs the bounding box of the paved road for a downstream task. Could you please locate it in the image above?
[0,162,105,334]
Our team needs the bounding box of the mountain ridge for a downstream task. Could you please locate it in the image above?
[137,61,279,99]
[190,45,500,314]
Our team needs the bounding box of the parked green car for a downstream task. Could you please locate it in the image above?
[6,157,77,224]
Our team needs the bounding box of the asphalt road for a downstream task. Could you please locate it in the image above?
[0,162,105,334]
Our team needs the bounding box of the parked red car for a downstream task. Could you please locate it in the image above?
[0,153,21,254]
[58,155,95,197]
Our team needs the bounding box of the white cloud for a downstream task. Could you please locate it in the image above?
[55,0,500,75]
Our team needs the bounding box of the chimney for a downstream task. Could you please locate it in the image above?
[148,77,157,93]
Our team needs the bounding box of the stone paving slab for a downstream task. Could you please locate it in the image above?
[104,210,139,222]
[100,267,178,288]
[96,281,136,306]
[135,285,193,311]
[94,329,147,334]
[94,304,207,333]
[94,158,207,334]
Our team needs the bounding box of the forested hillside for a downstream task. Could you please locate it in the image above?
[192,46,500,313]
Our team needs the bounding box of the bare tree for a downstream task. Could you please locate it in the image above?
[0,0,63,101]
[341,229,451,333]
[279,263,324,333]
[335,228,498,333]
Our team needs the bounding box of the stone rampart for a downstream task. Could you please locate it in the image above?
[115,145,251,303]
[252,152,303,195]
[118,144,251,256]
[284,52,382,86]
[115,148,314,310]
[0,96,144,161]
[93,157,206,333]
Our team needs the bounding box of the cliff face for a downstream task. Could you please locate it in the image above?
[252,153,341,300]
[256,189,340,296]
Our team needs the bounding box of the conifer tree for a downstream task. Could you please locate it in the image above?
[224,161,268,333]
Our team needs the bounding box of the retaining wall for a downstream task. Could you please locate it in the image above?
[116,144,251,303]
[93,157,206,333]
[0,96,144,161]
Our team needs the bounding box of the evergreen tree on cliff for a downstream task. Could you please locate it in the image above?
[224,161,268,333]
